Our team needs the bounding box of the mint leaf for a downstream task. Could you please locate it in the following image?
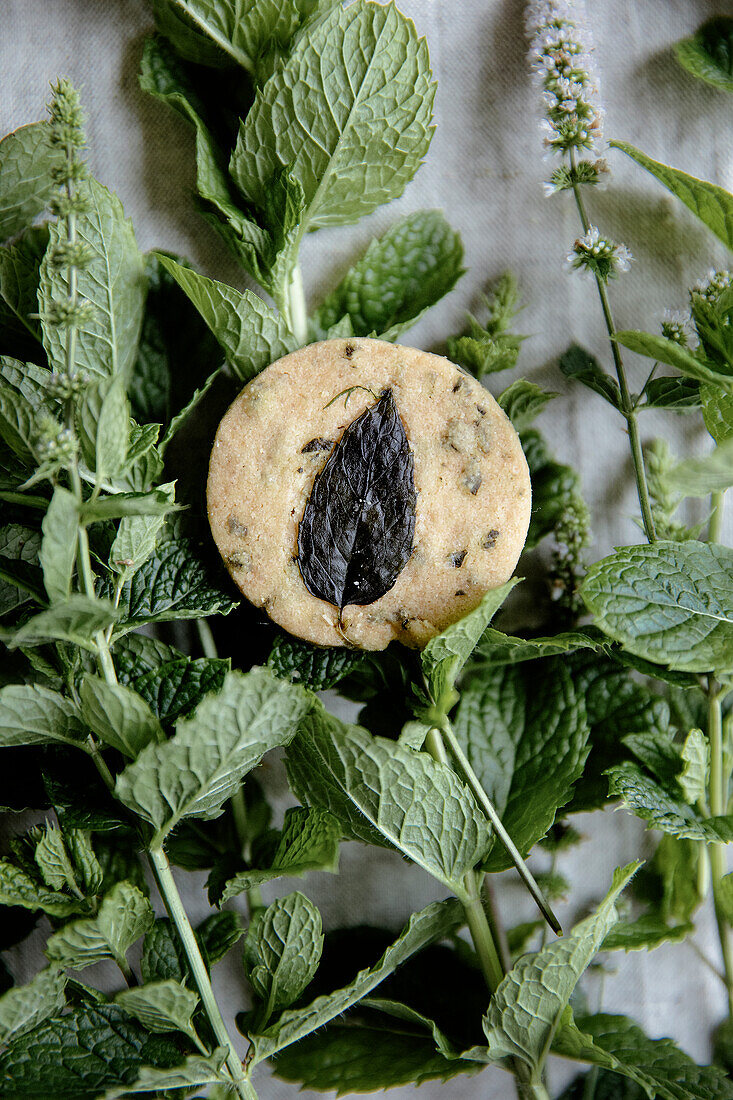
[154,0,307,72]
[0,1002,179,1098]
[665,436,733,496]
[0,860,84,918]
[582,541,733,673]
[286,703,491,895]
[482,864,639,1073]
[678,727,709,804]
[498,379,556,431]
[231,0,435,230]
[701,384,733,442]
[268,633,366,691]
[0,226,49,354]
[5,595,119,651]
[80,676,164,758]
[110,536,238,628]
[676,17,733,93]
[251,898,462,1063]
[0,523,43,616]
[101,1051,228,1098]
[455,659,590,871]
[39,177,146,379]
[115,667,311,844]
[560,344,622,409]
[470,628,602,668]
[311,210,463,340]
[46,881,153,971]
[245,892,323,1018]
[421,579,520,716]
[554,1010,733,1099]
[0,967,66,1043]
[34,823,85,893]
[115,979,199,1038]
[613,140,733,251]
[217,806,339,903]
[601,913,692,953]
[116,651,229,724]
[157,255,295,379]
[606,761,733,842]
[273,1021,467,1093]
[615,330,733,391]
[0,381,39,464]
[0,683,86,748]
[641,377,701,411]
[39,487,78,603]
[0,122,64,241]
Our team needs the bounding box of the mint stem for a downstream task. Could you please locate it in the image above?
[568,150,657,544]
[149,845,257,1100]
[283,263,308,345]
[708,679,733,1018]
[438,719,562,935]
[709,490,725,542]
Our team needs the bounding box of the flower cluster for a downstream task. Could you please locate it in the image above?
[34,416,78,468]
[566,225,632,281]
[691,268,733,305]
[548,495,591,624]
[660,309,692,346]
[526,0,606,160]
[47,369,91,402]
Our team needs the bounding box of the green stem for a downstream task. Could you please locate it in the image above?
[708,679,733,1017]
[438,719,561,935]
[283,264,308,345]
[0,490,49,510]
[196,618,218,660]
[149,846,257,1100]
[568,151,657,544]
[464,870,504,992]
[709,490,726,543]
[230,786,264,914]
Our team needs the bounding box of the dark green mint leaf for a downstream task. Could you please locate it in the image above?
[311,211,464,341]
[0,524,43,618]
[641,377,701,410]
[582,541,733,673]
[554,1010,733,1099]
[615,330,733,391]
[39,178,146,379]
[0,226,49,357]
[0,1002,180,1098]
[250,898,463,1063]
[115,667,312,844]
[560,344,622,408]
[0,122,64,242]
[0,859,83,918]
[110,535,238,629]
[231,0,435,230]
[286,703,491,894]
[470,627,602,668]
[268,632,366,691]
[115,979,199,1037]
[196,910,244,968]
[118,653,230,724]
[454,658,590,872]
[216,806,340,903]
[101,1050,228,1098]
[297,390,416,610]
[676,17,733,93]
[0,381,38,464]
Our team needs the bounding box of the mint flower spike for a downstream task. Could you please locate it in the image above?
[566,224,632,281]
[47,77,86,152]
[526,0,610,193]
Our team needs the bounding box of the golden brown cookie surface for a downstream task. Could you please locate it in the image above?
[207,338,531,649]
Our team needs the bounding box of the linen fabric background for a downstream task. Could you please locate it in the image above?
[2,0,732,1096]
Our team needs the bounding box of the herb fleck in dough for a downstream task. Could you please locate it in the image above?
[207,338,531,649]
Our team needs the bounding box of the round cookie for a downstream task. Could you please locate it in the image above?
[207,338,531,650]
